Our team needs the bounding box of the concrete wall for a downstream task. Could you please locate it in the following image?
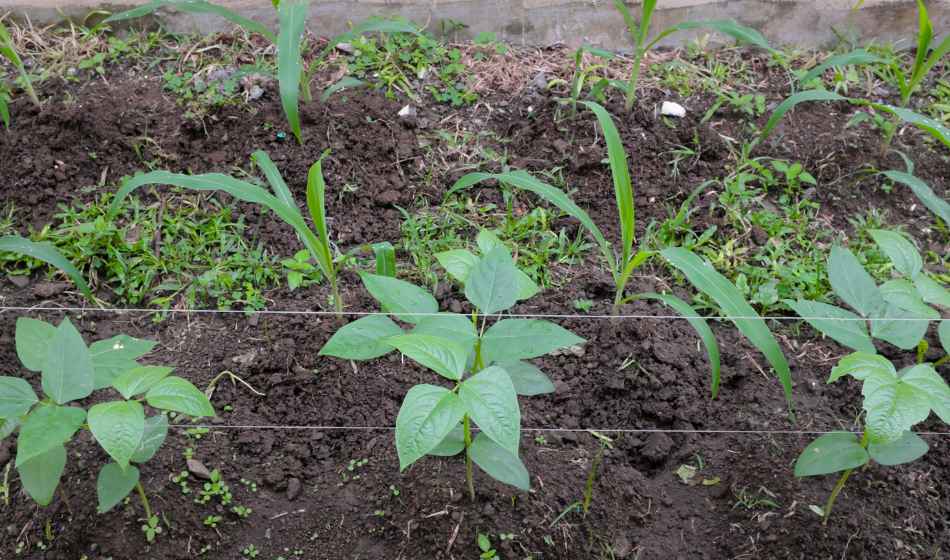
[1,0,948,49]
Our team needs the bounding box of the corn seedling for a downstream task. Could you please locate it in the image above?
[107,150,344,312]
[548,46,622,118]
[319,231,583,499]
[449,101,650,314]
[582,431,613,516]
[612,0,773,112]
[879,165,950,229]
[0,235,96,303]
[1,317,214,534]
[0,19,40,128]
[787,230,949,354]
[794,348,949,524]
[104,2,417,143]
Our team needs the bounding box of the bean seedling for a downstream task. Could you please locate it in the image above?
[320,231,584,499]
[0,317,214,538]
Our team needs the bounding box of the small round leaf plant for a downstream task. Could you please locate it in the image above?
[319,230,584,499]
[0,316,214,538]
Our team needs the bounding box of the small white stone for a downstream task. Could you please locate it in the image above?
[398,105,416,119]
[660,101,687,118]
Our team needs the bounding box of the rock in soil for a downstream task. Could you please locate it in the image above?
[186,458,212,480]
[286,477,302,501]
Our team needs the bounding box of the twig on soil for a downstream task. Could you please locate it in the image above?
[445,512,463,554]
[205,369,266,399]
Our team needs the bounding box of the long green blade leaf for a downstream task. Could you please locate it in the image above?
[320,76,368,102]
[305,156,335,282]
[661,248,794,416]
[104,0,276,42]
[277,0,309,144]
[759,90,847,142]
[639,293,721,398]
[251,150,296,209]
[0,236,95,302]
[580,101,635,267]
[0,20,39,106]
[799,49,885,84]
[871,103,950,149]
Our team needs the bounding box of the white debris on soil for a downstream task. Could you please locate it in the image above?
[660,101,687,118]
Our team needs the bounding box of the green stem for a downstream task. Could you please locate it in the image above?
[623,49,643,113]
[934,354,949,367]
[582,445,604,516]
[330,275,343,314]
[822,431,868,525]
[135,482,153,520]
[463,415,475,502]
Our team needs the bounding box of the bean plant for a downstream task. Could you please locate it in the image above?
[611,0,773,112]
[319,232,583,499]
[788,230,949,354]
[0,18,40,128]
[1,317,214,537]
[104,1,417,143]
[108,150,344,312]
[794,349,949,523]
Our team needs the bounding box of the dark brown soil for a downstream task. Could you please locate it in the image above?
[0,44,948,560]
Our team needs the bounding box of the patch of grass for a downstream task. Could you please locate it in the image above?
[0,192,282,311]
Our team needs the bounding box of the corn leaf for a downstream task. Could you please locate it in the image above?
[798,49,885,84]
[251,150,296,208]
[759,89,847,142]
[372,242,396,277]
[0,20,39,106]
[0,236,95,302]
[661,247,794,416]
[580,101,635,268]
[103,0,275,42]
[305,157,335,282]
[321,76,368,102]
[649,19,772,53]
[871,103,950,149]
[0,94,8,129]
[909,0,933,91]
[277,0,308,144]
[638,292,721,398]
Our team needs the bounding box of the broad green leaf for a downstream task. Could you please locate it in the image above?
[277,0,308,144]
[476,230,505,254]
[580,101,635,268]
[448,172,613,281]
[515,269,540,301]
[868,430,928,466]
[794,432,869,477]
[319,315,402,360]
[435,249,479,282]
[89,334,158,389]
[829,352,895,383]
[0,236,95,302]
[411,314,478,349]
[787,299,875,354]
[940,320,950,355]
[428,425,465,457]
[799,49,885,84]
[901,364,949,424]
[18,444,67,506]
[103,0,276,42]
[869,230,922,278]
[16,404,86,467]
[470,432,530,491]
[14,317,55,372]
[870,303,929,349]
[879,280,939,319]
[131,414,169,463]
[881,171,950,226]
[914,275,950,308]
[360,273,438,324]
[395,385,466,470]
[113,366,173,399]
[465,247,519,315]
[863,372,932,443]
[0,377,38,419]
[459,366,521,455]
[41,318,95,405]
[0,416,19,440]
[97,462,140,513]
[481,319,585,365]
[145,377,215,418]
[661,248,794,413]
[639,293,722,397]
[88,400,145,469]
[827,246,880,317]
[496,361,555,396]
[387,334,470,381]
[759,90,847,142]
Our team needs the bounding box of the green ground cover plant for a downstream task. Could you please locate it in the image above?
[320,231,583,499]
[1,317,214,539]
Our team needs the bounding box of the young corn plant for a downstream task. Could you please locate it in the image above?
[449,101,650,314]
[794,348,949,524]
[787,230,949,354]
[612,0,773,112]
[104,1,417,143]
[319,232,583,499]
[1,317,214,537]
[547,46,622,119]
[0,235,96,303]
[107,150,343,312]
[0,18,40,128]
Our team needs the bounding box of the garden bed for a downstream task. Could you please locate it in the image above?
[0,22,948,560]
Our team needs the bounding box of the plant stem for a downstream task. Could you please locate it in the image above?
[934,354,949,367]
[582,445,604,515]
[135,482,153,520]
[463,415,475,502]
[330,276,343,314]
[822,431,868,525]
[623,49,643,113]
